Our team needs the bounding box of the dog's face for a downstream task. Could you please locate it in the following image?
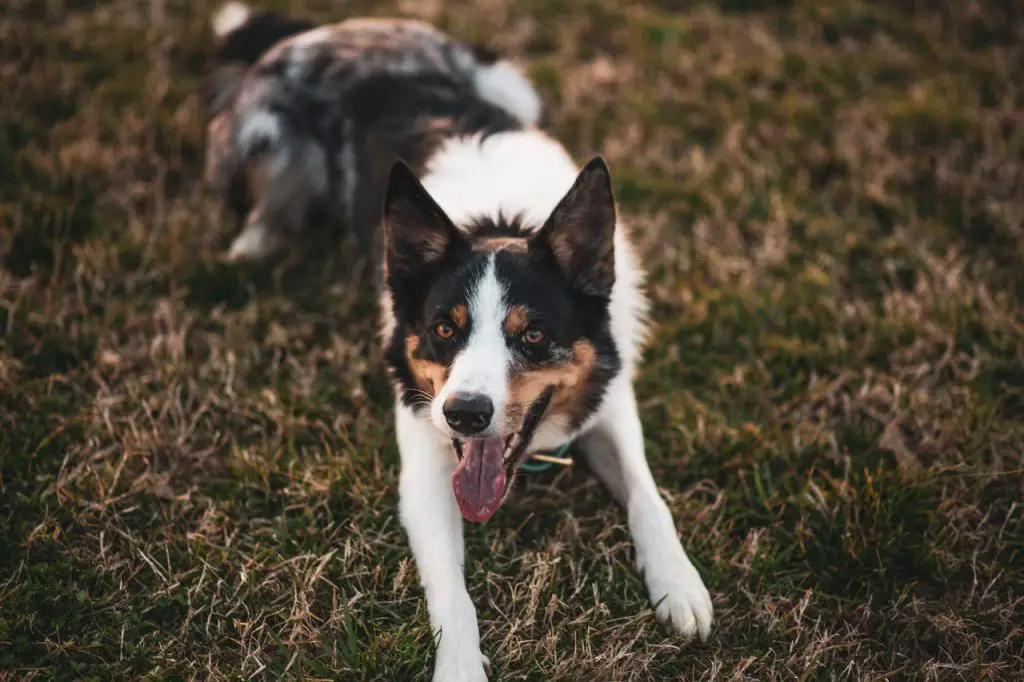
[383,158,622,522]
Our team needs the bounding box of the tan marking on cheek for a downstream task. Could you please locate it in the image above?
[505,340,597,430]
[450,304,468,330]
[405,333,447,396]
[472,237,528,253]
[503,305,530,337]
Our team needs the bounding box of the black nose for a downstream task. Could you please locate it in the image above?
[443,393,494,435]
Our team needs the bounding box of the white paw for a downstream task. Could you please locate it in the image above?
[640,550,714,641]
[223,220,281,262]
[433,645,489,682]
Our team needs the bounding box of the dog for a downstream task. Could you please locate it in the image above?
[202,5,713,680]
[200,2,541,264]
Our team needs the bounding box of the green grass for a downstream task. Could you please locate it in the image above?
[2,0,1023,679]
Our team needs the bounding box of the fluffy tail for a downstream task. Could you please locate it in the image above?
[200,3,316,116]
[466,46,542,127]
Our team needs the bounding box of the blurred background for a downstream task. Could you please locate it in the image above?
[1,1,1022,679]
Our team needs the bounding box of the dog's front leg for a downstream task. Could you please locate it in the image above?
[580,380,714,641]
[396,404,489,682]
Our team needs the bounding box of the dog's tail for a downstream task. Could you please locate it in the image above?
[211,2,254,39]
[464,45,542,127]
[210,2,316,64]
[200,3,316,117]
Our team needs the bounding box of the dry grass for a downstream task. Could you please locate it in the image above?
[2,0,1023,680]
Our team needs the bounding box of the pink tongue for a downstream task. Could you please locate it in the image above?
[452,438,508,523]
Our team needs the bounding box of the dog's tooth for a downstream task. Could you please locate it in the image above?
[503,434,520,460]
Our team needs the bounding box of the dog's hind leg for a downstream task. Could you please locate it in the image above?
[579,377,715,642]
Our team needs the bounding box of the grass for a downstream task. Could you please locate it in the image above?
[1,0,1022,679]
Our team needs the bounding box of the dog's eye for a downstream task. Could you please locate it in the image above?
[434,321,455,340]
[522,327,545,344]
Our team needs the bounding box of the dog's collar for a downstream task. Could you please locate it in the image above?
[518,441,573,473]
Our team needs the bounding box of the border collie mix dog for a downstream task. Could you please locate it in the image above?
[201,2,541,263]
[203,4,713,679]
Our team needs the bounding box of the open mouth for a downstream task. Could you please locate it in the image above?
[451,433,528,523]
[450,388,554,523]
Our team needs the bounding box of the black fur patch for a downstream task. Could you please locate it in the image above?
[345,73,522,161]
[213,12,316,66]
[470,44,499,65]
[337,72,523,262]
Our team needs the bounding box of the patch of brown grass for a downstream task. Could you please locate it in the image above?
[1,0,1022,680]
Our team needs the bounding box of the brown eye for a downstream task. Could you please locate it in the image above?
[434,322,455,339]
[522,327,545,344]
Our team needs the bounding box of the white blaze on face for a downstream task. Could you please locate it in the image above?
[431,255,511,436]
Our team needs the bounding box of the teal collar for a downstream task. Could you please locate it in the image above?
[518,441,573,473]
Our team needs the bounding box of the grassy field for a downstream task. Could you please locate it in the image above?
[2,0,1023,679]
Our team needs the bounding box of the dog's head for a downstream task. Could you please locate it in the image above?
[382,157,622,522]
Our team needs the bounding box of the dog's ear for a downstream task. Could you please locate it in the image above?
[383,160,458,283]
[538,157,617,298]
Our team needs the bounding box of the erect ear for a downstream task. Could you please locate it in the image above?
[383,159,459,282]
[538,157,617,298]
